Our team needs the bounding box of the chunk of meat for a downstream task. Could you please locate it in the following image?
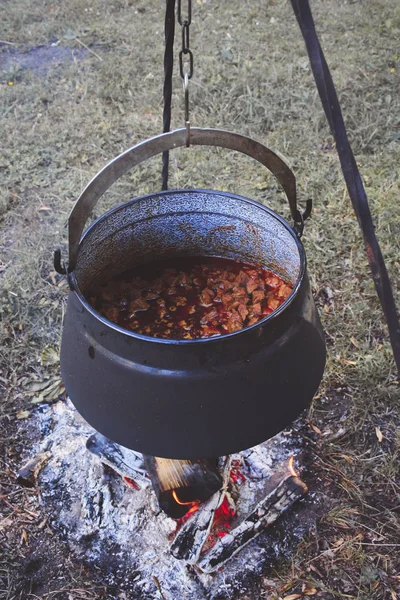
[201,325,221,337]
[267,296,280,310]
[177,271,192,286]
[219,279,234,292]
[247,316,259,326]
[232,286,247,300]
[237,303,249,321]
[104,306,119,322]
[249,302,262,317]
[277,283,292,298]
[252,289,265,303]
[175,296,188,306]
[200,308,219,324]
[246,279,258,294]
[144,290,159,301]
[221,293,233,306]
[225,310,243,333]
[235,270,248,285]
[265,274,281,288]
[128,297,150,315]
[199,288,215,307]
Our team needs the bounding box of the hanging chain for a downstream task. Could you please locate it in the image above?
[178,0,193,146]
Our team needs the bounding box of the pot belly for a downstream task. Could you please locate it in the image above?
[61,293,325,459]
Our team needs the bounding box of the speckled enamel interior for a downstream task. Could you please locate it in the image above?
[74,190,302,294]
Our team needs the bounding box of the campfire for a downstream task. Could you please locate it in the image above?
[29,399,312,598]
[85,432,308,571]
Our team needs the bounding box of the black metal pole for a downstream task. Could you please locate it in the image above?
[290,0,400,376]
[162,0,176,191]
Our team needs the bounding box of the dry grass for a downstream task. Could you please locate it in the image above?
[1,0,399,598]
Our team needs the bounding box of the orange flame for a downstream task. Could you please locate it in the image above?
[288,455,298,477]
[172,489,200,508]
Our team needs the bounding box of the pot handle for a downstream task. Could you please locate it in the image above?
[57,127,311,274]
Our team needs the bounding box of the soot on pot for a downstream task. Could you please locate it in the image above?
[87,256,293,339]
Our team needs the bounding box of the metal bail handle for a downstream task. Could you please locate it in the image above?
[59,128,310,274]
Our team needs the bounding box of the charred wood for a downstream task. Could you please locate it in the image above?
[171,457,232,561]
[86,433,148,488]
[17,452,52,488]
[198,475,308,573]
[144,456,223,519]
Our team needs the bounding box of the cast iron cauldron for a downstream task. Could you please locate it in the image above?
[58,128,326,459]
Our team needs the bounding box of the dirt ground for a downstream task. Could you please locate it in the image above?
[1,0,399,598]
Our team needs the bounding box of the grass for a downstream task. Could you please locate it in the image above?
[1,0,399,598]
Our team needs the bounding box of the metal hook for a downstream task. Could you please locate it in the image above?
[54,249,67,275]
[293,199,313,238]
[184,72,190,147]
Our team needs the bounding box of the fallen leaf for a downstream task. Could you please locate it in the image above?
[310,423,322,435]
[16,409,30,419]
[21,529,28,546]
[283,595,302,600]
[31,394,44,405]
[23,380,51,394]
[304,590,318,596]
[27,377,64,403]
[41,346,59,366]
[375,427,383,443]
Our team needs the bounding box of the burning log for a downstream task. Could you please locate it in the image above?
[17,452,51,488]
[144,456,223,519]
[171,457,232,562]
[198,474,308,573]
[86,433,148,488]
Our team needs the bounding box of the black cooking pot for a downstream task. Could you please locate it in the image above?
[58,128,326,459]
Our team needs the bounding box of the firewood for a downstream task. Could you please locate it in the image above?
[86,433,148,488]
[16,452,52,488]
[171,457,232,562]
[144,456,223,519]
[198,475,308,573]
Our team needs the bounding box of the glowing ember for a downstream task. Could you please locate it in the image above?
[123,476,139,490]
[206,497,236,544]
[288,456,298,477]
[230,459,246,484]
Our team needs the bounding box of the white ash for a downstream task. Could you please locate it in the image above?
[36,400,313,600]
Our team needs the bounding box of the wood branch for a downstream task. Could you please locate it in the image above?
[198,475,308,573]
[171,457,232,562]
[144,456,223,519]
[86,433,149,488]
[17,452,52,488]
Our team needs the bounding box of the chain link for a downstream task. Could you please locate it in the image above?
[178,0,192,145]
[178,0,193,80]
[177,0,191,26]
